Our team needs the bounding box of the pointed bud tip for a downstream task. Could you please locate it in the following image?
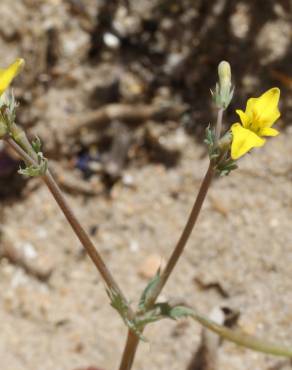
[215,61,233,109]
[16,58,25,69]
[218,61,231,81]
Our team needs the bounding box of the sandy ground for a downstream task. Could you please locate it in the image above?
[0,1,292,369]
[1,124,292,370]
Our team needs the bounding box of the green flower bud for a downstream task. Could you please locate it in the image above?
[218,61,231,83]
[212,60,234,109]
[218,61,231,92]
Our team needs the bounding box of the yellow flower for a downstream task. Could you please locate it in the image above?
[0,58,25,96]
[231,87,280,160]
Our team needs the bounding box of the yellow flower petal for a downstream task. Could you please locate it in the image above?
[231,123,265,160]
[245,97,256,116]
[259,127,279,137]
[0,58,25,96]
[236,109,251,128]
[251,87,280,127]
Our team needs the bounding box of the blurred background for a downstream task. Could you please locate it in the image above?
[0,1,292,370]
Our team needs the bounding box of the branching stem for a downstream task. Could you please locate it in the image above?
[118,107,224,370]
[146,163,214,308]
[6,104,224,370]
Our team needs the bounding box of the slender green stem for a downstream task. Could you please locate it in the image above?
[5,136,133,317]
[191,311,292,358]
[43,170,127,299]
[118,164,215,370]
[215,107,224,141]
[151,107,224,303]
[118,330,141,370]
[118,107,224,370]
[145,162,214,308]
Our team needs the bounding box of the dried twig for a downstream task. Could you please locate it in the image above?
[66,103,186,137]
[50,161,103,196]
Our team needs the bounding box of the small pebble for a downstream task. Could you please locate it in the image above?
[138,254,166,279]
[103,32,120,49]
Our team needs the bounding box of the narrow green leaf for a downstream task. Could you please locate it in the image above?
[138,270,161,310]
[31,136,42,153]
